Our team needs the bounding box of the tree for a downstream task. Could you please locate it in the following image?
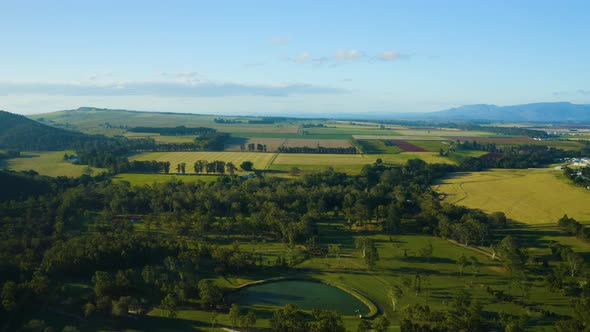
[271,304,308,332]
[457,255,469,277]
[561,248,584,278]
[112,296,132,317]
[240,310,257,331]
[92,271,113,297]
[2,281,17,312]
[418,241,434,263]
[328,244,341,261]
[161,293,178,318]
[290,166,301,176]
[309,309,345,332]
[62,327,80,332]
[229,303,241,329]
[21,319,47,332]
[365,241,379,270]
[389,285,404,312]
[83,303,96,318]
[373,315,390,332]
[198,280,223,308]
[226,162,237,175]
[356,319,372,332]
[240,161,254,171]
[355,237,371,257]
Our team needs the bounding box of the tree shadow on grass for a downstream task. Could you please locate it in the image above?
[86,314,209,332]
[400,256,456,264]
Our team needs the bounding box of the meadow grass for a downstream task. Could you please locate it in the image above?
[434,168,590,224]
[5,151,106,177]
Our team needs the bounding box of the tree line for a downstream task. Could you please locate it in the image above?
[278,146,357,154]
[128,126,216,136]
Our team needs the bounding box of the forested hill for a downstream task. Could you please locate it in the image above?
[0,110,102,150]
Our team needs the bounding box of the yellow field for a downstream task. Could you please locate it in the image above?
[130,151,277,172]
[6,151,106,177]
[435,168,590,224]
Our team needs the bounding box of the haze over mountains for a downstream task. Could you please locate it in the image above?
[22,101,590,123]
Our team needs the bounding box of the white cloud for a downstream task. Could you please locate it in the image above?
[378,50,402,61]
[294,51,312,63]
[271,37,290,44]
[88,71,113,81]
[0,80,345,97]
[335,49,365,61]
[578,89,590,95]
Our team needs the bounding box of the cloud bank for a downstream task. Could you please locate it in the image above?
[0,81,345,97]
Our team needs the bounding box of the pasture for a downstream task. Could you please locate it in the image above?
[130,151,277,171]
[270,152,455,174]
[434,168,590,224]
[5,151,106,177]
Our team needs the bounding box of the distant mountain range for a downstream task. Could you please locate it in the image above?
[416,102,590,122]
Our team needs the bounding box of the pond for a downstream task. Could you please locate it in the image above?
[228,280,370,315]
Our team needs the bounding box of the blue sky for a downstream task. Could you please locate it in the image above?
[1,0,589,115]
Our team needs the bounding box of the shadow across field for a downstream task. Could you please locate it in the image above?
[86,313,210,332]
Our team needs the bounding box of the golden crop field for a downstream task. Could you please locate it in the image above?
[130,151,277,171]
[6,151,106,177]
[434,168,590,224]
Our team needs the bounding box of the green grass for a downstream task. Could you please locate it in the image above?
[356,140,403,154]
[112,173,219,186]
[268,152,455,175]
[4,151,106,177]
[434,168,590,224]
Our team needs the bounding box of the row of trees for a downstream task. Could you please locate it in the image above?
[558,214,590,242]
[278,146,358,154]
[128,126,216,136]
[240,143,267,152]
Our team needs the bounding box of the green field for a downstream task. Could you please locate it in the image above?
[3,151,106,177]
[270,152,455,174]
[356,140,403,154]
[130,151,277,171]
[435,168,590,224]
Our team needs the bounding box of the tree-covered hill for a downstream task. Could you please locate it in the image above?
[0,110,101,150]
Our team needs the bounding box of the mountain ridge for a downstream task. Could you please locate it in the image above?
[420,102,590,122]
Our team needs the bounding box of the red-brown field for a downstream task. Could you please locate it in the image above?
[387,140,427,152]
